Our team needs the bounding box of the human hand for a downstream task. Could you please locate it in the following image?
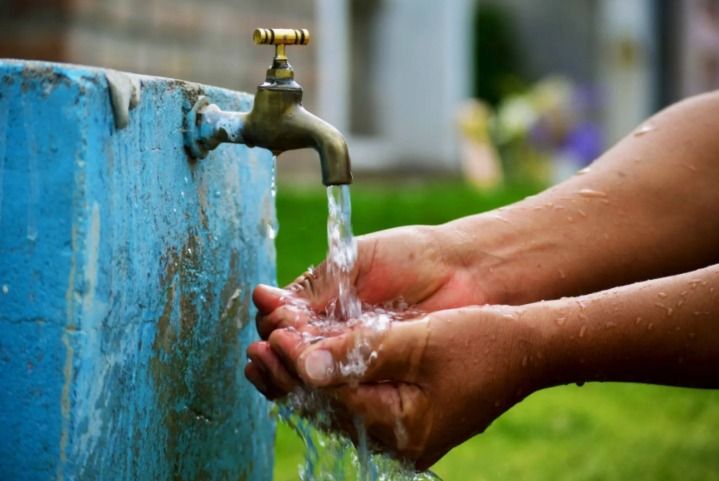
[252,224,496,339]
[246,224,500,399]
[249,305,546,469]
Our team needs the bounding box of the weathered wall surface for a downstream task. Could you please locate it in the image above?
[0,60,275,481]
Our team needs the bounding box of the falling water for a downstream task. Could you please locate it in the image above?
[274,185,439,481]
[326,185,361,322]
[263,156,279,240]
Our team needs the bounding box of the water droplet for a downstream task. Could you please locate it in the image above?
[187,248,192,255]
[657,292,667,298]
[1,284,8,295]
[184,176,189,185]
[265,223,277,240]
[491,213,511,224]
[634,123,656,137]
[579,325,587,338]
[655,302,673,316]
[578,188,608,199]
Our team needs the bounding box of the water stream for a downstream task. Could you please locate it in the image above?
[275,185,440,481]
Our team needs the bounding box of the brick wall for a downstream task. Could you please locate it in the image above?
[1,0,317,107]
[0,0,70,61]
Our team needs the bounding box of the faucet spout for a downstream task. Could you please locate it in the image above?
[185,91,352,185]
[274,104,352,186]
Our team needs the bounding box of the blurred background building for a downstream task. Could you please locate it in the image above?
[3,0,719,184]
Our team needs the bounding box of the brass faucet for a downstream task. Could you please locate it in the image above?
[185,28,352,185]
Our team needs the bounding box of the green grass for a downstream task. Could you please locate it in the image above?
[271,180,719,481]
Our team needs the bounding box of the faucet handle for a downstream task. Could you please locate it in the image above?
[253,28,310,85]
[253,28,310,46]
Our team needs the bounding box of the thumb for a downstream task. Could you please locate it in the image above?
[297,321,428,388]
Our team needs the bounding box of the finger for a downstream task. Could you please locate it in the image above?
[244,361,288,400]
[252,284,292,315]
[256,303,315,340]
[295,321,427,388]
[244,361,270,396]
[247,341,299,395]
[267,328,314,378]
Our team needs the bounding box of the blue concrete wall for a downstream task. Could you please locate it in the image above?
[0,60,276,481]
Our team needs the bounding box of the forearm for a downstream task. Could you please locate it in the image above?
[531,263,719,389]
[440,92,719,304]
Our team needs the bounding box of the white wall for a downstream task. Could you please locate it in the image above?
[597,0,657,143]
[315,0,473,172]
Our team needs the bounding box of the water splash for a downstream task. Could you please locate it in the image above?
[277,399,440,481]
[274,185,438,480]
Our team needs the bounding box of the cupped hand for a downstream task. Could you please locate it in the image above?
[249,305,547,470]
[252,224,494,334]
[246,224,497,399]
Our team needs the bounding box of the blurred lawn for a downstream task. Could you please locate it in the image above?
[272,180,719,481]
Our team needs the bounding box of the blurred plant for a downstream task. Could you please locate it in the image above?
[457,99,503,188]
[492,76,603,184]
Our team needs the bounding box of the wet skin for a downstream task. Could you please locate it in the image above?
[245,92,719,469]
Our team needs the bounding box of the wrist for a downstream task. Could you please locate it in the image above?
[438,212,557,306]
[476,303,557,395]
[520,300,579,390]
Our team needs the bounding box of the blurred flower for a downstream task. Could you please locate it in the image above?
[456,99,503,188]
[564,121,602,165]
[495,94,538,142]
[457,99,493,143]
[484,74,603,184]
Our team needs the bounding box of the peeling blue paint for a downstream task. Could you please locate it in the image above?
[0,60,275,481]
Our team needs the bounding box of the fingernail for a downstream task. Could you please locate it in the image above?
[303,350,334,384]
